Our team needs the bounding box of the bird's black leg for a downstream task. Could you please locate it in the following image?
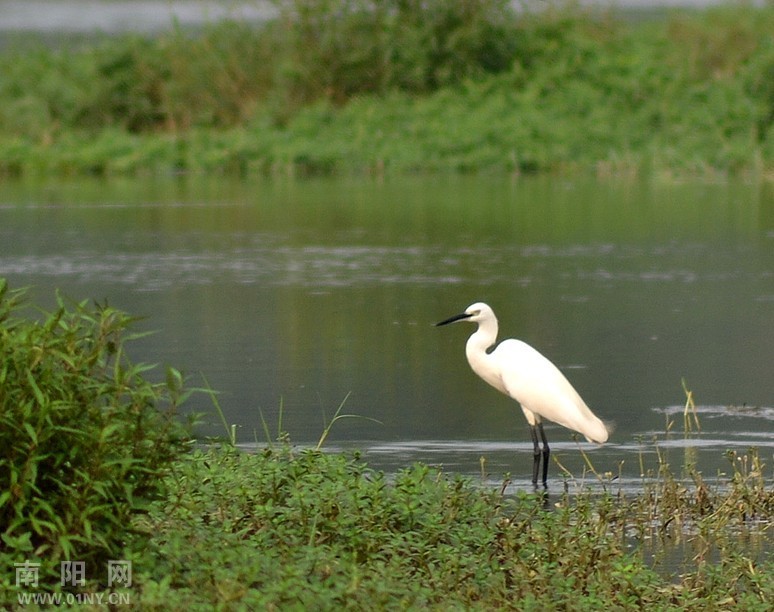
[538,422,550,486]
[529,425,541,486]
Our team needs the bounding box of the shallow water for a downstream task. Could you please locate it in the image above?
[0,175,772,487]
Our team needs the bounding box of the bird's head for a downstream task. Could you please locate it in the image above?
[435,302,494,327]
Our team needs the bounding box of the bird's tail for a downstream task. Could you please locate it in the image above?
[584,417,612,444]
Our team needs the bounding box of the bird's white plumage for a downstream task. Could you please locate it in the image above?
[444,302,608,444]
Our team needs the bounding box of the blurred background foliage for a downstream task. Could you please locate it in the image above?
[0,1,773,175]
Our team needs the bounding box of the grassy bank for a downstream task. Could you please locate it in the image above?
[4,443,773,609]
[123,444,773,610]
[1,2,774,178]
[1,282,772,608]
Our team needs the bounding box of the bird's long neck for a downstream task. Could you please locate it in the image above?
[465,316,500,385]
[468,315,498,352]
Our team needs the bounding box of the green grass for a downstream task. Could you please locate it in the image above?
[1,2,774,178]
[127,445,773,609]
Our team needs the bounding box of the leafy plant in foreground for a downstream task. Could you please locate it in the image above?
[131,446,659,608]
[0,280,192,584]
[128,435,773,608]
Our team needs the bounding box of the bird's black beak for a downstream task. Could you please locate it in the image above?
[435,312,473,326]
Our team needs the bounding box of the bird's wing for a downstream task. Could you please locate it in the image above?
[494,339,607,442]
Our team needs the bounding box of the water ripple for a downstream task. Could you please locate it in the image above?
[0,247,519,291]
[654,404,774,421]
[1,241,767,292]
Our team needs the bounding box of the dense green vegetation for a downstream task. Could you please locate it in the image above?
[0,281,192,590]
[1,281,772,608]
[1,1,774,178]
[126,445,773,609]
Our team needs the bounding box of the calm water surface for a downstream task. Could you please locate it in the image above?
[1,175,772,490]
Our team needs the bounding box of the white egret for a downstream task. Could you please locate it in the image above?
[436,302,608,486]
